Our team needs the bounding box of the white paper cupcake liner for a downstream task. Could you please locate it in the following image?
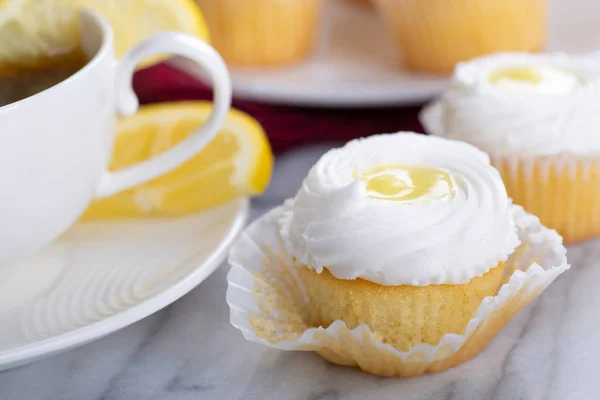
[226,204,569,376]
[493,155,600,243]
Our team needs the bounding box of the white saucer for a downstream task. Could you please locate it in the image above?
[224,0,600,107]
[0,198,248,371]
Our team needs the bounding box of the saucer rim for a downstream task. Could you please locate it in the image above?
[0,197,249,371]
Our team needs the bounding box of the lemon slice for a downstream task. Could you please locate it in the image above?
[82,102,273,219]
[79,0,209,65]
[0,0,209,71]
[0,0,80,70]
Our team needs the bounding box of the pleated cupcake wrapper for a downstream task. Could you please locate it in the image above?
[226,204,569,377]
[493,156,600,244]
[372,0,546,73]
[196,0,322,66]
[421,101,600,244]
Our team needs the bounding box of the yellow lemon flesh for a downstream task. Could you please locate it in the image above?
[0,0,209,71]
[82,102,273,219]
[359,165,454,202]
[77,0,209,66]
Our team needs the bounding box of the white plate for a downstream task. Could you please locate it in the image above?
[221,0,600,107]
[0,198,248,371]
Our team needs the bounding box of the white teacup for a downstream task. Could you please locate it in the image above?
[0,9,231,268]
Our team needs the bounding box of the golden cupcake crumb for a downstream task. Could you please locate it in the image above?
[297,263,505,352]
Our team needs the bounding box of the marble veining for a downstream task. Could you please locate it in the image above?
[0,143,598,400]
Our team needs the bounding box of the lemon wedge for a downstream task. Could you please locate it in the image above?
[0,0,209,71]
[0,0,80,70]
[82,102,273,219]
[78,0,209,65]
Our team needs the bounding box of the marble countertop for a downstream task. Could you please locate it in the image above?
[0,144,596,400]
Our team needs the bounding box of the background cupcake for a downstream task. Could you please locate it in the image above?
[372,0,546,73]
[342,0,371,5]
[195,0,323,66]
[421,52,600,243]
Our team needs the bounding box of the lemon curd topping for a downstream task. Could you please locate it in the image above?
[358,165,454,202]
[489,66,543,85]
[487,65,580,94]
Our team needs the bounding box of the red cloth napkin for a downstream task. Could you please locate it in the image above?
[133,63,425,154]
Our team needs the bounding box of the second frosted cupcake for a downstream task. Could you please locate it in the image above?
[421,52,600,243]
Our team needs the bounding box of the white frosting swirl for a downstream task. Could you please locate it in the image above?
[420,52,600,157]
[280,133,520,286]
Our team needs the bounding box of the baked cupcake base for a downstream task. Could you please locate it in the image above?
[298,263,505,352]
[227,204,568,377]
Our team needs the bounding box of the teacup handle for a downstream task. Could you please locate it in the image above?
[94,32,231,198]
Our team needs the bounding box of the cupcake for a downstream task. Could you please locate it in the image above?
[227,132,569,376]
[195,0,323,66]
[372,0,546,73]
[421,52,600,243]
[343,0,371,5]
